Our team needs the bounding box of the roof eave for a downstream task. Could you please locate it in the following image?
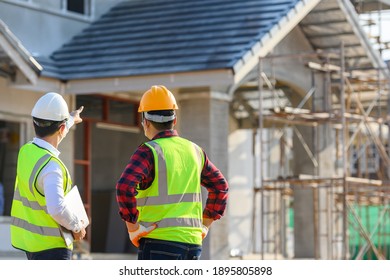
[65,69,235,94]
[11,68,235,94]
[338,0,390,78]
[0,20,42,84]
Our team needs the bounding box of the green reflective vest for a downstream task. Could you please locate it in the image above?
[137,136,205,245]
[10,143,72,252]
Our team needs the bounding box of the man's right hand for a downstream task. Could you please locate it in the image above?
[70,106,84,125]
[128,223,157,247]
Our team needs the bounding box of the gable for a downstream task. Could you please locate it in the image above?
[0,19,42,84]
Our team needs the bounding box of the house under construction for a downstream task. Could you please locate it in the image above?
[229,0,390,260]
[1,0,390,260]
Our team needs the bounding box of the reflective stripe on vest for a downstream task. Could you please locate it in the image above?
[11,216,62,238]
[13,187,48,212]
[142,217,202,229]
[10,143,72,252]
[138,141,203,205]
[12,186,62,237]
[28,153,51,195]
[139,141,203,229]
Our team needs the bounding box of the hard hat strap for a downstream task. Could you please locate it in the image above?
[144,112,176,123]
[33,118,67,128]
[33,119,55,127]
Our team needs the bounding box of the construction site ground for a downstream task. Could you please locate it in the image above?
[0,251,136,260]
[0,251,289,260]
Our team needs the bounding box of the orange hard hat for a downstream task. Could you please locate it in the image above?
[138,85,179,112]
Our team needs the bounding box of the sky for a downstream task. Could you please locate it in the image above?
[360,9,390,61]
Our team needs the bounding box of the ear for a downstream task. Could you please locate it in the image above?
[59,123,66,133]
[143,118,151,129]
[173,118,177,126]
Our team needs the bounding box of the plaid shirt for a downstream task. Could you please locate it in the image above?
[116,130,229,224]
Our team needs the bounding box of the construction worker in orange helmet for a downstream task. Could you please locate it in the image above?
[138,85,178,112]
[116,85,229,260]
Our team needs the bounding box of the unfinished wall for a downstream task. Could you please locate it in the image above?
[87,125,146,253]
[228,129,254,256]
[179,90,230,260]
[228,25,331,258]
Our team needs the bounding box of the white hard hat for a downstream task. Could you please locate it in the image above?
[31,92,70,121]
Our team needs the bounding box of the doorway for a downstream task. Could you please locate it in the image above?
[0,120,21,216]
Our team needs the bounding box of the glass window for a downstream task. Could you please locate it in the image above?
[76,95,139,127]
[108,100,136,126]
[7,0,91,17]
[77,95,103,121]
[67,0,85,14]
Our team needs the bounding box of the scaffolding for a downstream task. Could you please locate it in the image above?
[248,44,390,260]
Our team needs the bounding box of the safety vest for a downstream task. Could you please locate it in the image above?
[136,136,205,245]
[10,142,73,252]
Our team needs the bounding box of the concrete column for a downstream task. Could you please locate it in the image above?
[292,71,336,259]
[178,90,230,260]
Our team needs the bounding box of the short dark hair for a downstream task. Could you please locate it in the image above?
[33,117,65,138]
[145,110,175,130]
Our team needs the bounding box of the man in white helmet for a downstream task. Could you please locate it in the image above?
[10,92,86,260]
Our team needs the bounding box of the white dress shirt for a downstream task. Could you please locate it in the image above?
[32,118,83,233]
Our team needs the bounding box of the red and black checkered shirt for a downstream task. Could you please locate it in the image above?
[116,130,229,224]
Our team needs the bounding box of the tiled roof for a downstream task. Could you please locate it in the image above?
[38,0,300,80]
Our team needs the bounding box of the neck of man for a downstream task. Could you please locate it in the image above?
[40,134,60,149]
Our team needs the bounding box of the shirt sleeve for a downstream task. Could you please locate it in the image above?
[116,144,154,224]
[65,115,75,130]
[38,160,83,232]
[200,150,229,220]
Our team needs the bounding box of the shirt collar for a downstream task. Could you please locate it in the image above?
[32,137,60,157]
[152,129,179,140]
